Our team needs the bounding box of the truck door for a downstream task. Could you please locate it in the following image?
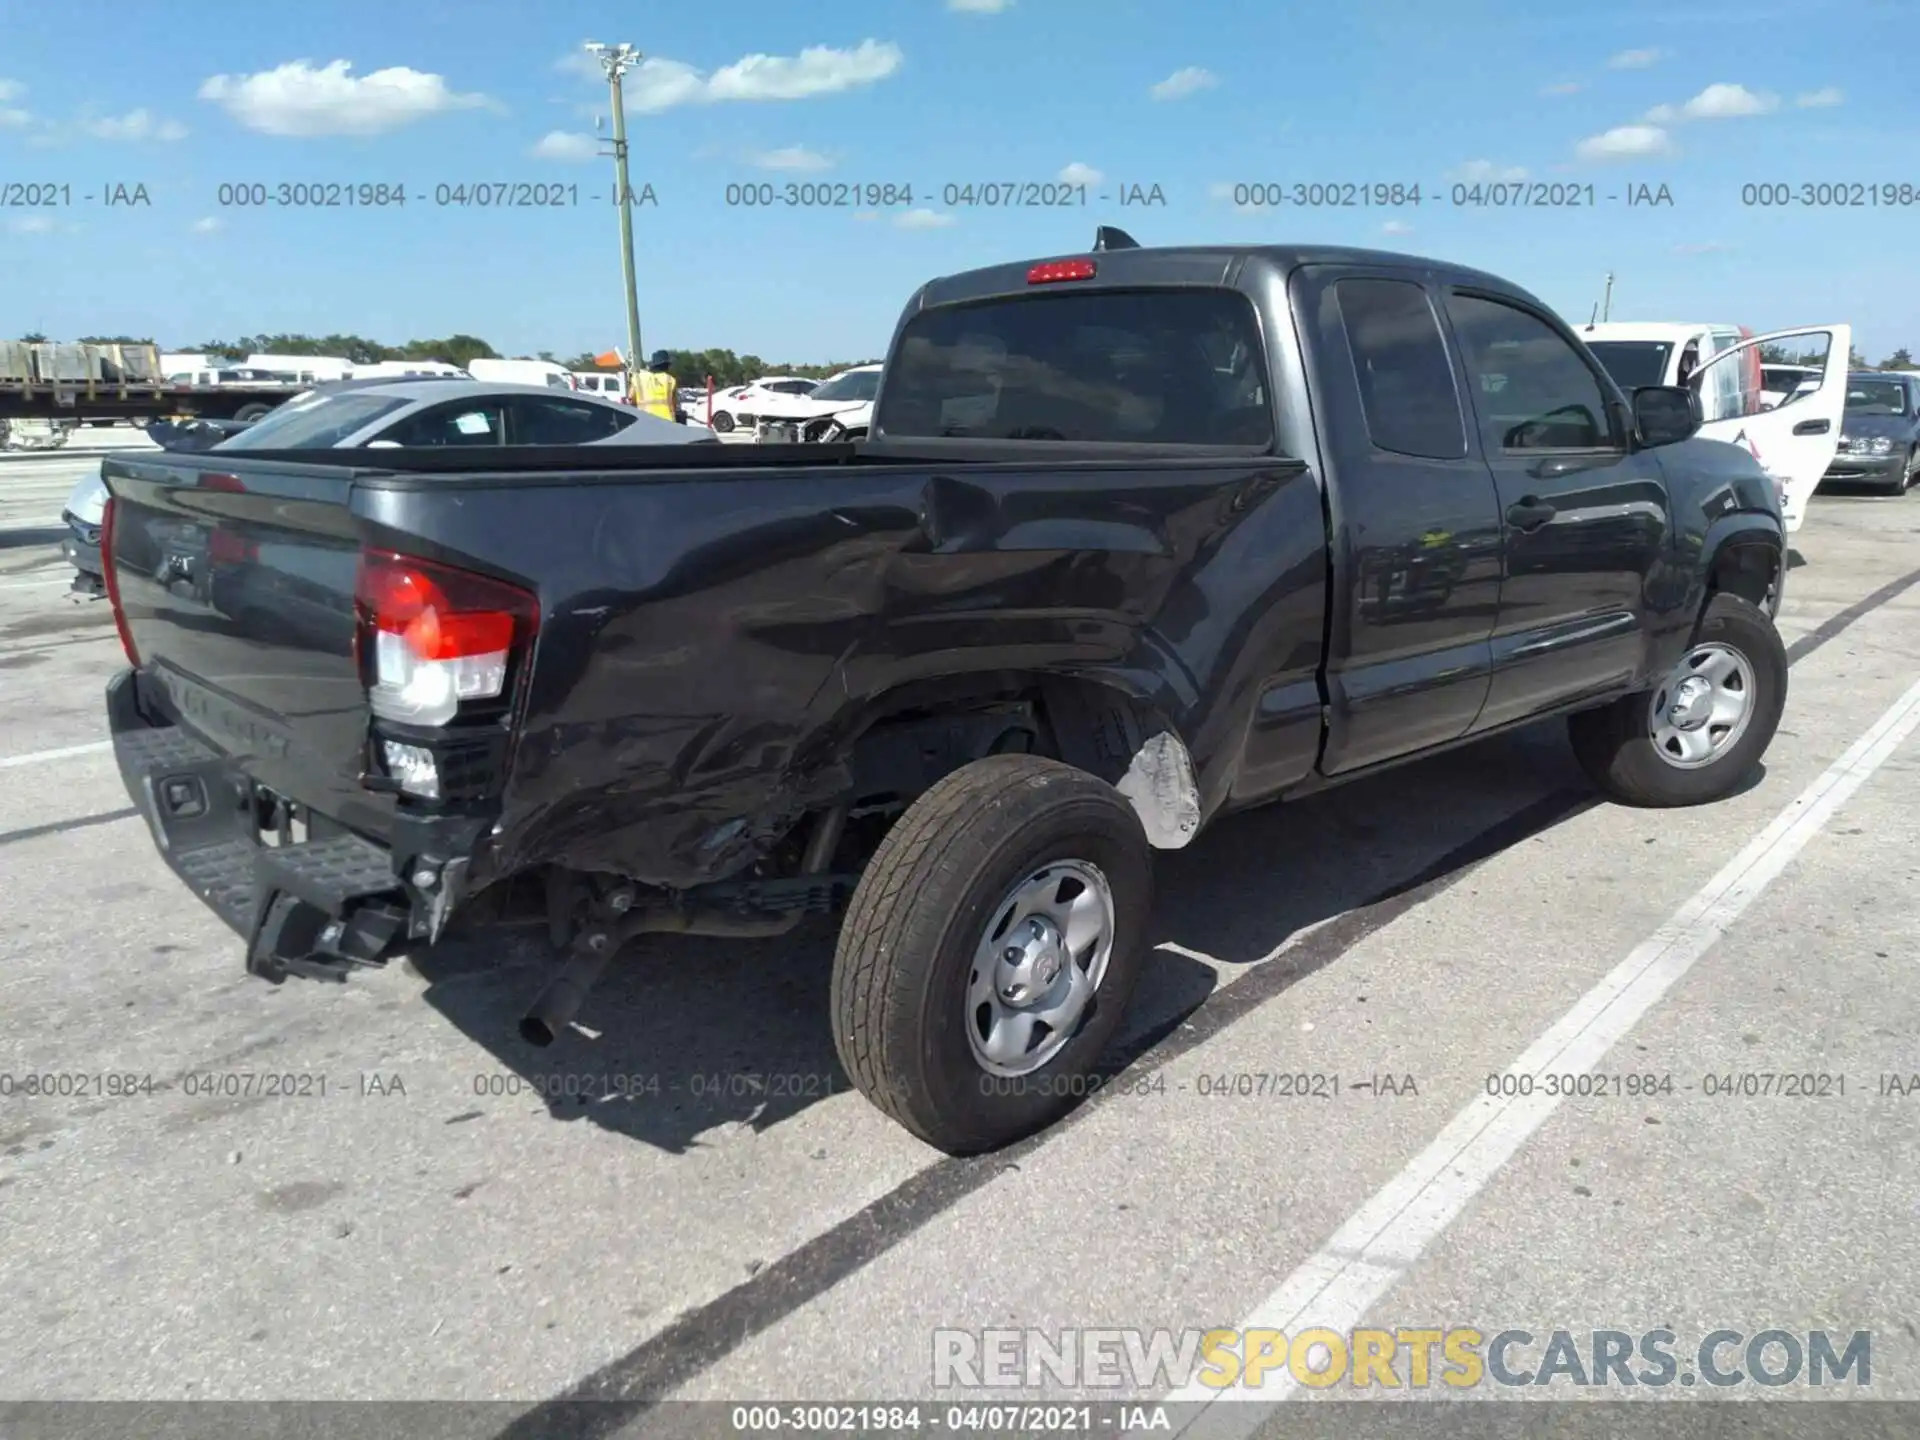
[1441,288,1671,730]
[1296,266,1504,775]
[1688,325,1850,533]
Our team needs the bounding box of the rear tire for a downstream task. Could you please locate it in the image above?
[1568,593,1787,807]
[710,410,735,433]
[232,403,273,423]
[830,754,1153,1154]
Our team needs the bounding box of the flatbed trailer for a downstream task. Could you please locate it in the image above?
[0,341,298,438]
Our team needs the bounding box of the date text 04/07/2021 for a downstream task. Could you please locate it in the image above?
[1224,181,1672,208]
[209,182,658,208]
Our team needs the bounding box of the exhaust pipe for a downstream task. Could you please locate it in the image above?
[518,938,615,1047]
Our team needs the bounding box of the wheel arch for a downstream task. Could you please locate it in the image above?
[817,667,1201,850]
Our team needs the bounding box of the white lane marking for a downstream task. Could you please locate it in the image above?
[0,577,74,591]
[1171,672,1920,1430]
[0,740,110,769]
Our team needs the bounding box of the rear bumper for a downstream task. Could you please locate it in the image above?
[107,668,443,981]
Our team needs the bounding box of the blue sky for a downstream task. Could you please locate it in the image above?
[0,0,1909,364]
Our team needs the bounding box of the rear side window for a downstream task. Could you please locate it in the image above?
[372,401,506,447]
[876,289,1273,446]
[1335,278,1465,459]
[507,397,633,443]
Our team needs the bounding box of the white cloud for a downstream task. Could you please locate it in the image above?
[1795,86,1843,107]
[576,40,903,114]
[1150,66,1218,101]
[8,215,54,234]
[948,0,1012,11]
[750,145,832,171]
[531,130,597,161]
[1449,159,1528,182]
[81,109,188,141]
[895,207,955,228]
[1381,220,1413,235]
[1540,81,1582,96]
[198,60,492,136]
[192,216,221,233]
[1606,48,1664,68]
[1642,103,1677,123]
[1575,124,1672,159]
[1058,161,1102,186]
[1680,82,1777,118]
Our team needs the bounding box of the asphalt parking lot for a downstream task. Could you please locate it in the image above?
[1,454,1918,1436]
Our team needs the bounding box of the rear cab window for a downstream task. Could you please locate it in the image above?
[874,288,1274,447]
[1334,277,1465,459]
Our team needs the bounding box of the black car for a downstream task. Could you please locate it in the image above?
[1822,371,1920,495]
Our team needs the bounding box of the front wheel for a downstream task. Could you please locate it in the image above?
[830,754,1153,1154]
[1568,593,1787,807]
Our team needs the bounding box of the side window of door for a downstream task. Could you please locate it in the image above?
[508,397,632,444]
[1334,277,1467,459]
[1446,294,1617,452]
[371,401,505,447]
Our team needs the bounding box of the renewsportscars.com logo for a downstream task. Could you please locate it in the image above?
[932,1327,1872,1391]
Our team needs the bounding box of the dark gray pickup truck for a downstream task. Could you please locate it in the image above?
[99,230,1788,1152]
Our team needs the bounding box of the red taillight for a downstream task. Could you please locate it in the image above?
[99,495,140,667]
[1028,258,1096,284]
[353,550,538,726]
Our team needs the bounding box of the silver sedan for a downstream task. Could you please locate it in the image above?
[213,378,717,451]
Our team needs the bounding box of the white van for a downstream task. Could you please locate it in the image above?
[1578,322,1761,421]
[350,360,470,380]
[248,353,351,383]
[1579,320,1852,534]
[570,370,628,400]
[468,358,575,389]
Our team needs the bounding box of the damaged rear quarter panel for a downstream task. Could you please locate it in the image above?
[355,454,1326,891]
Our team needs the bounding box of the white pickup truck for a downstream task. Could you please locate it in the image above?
[1578,320,1851,534]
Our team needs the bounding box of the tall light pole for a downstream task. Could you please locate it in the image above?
[585,42,644,374]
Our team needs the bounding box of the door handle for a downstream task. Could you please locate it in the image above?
[1792,418,1830,435]
[1505,497,1557,530]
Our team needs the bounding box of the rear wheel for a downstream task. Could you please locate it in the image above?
[232,402,273,423]
[1568,593,1787,807]
[710,410,735,433]
[830,754,1152,1154]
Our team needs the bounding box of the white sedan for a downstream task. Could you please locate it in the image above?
[707,375,819,434]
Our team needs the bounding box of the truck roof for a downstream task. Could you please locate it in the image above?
[910,242,1543,313]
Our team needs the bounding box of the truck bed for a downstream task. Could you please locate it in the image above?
[101,444,1327,948]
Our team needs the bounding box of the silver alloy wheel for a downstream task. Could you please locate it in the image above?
[966,859,1116,1077]
[1648,641,1756,769]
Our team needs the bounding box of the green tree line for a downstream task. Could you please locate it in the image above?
[172,335,876,386]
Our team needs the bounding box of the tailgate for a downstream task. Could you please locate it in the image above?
[102,455,394,837]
